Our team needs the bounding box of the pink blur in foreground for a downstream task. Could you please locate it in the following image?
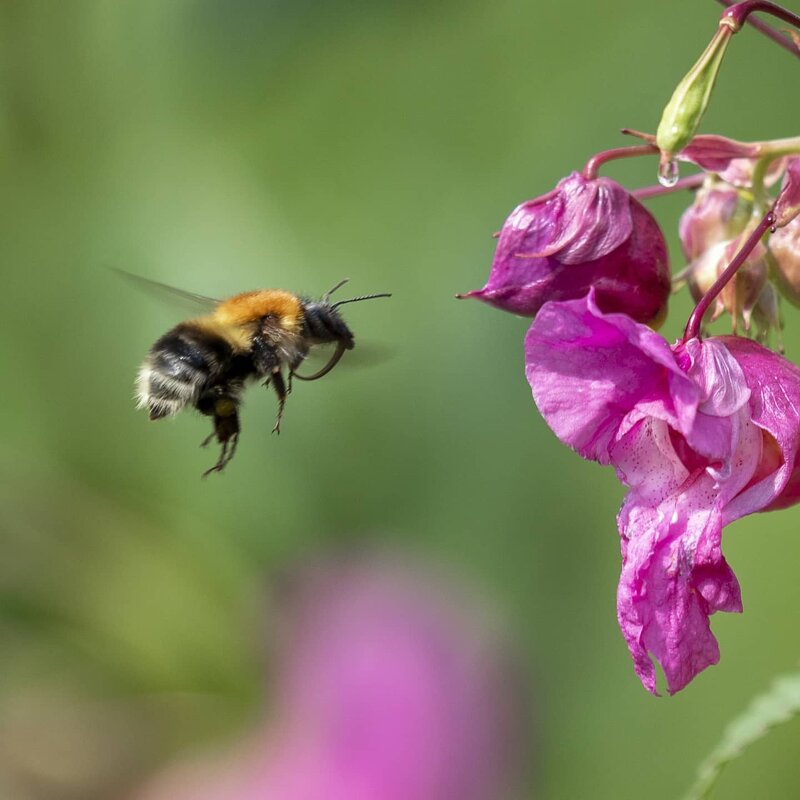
[133,557,526,800]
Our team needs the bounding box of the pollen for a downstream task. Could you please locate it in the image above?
[215,398,237,417]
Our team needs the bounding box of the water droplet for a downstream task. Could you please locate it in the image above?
[658,158,680,188]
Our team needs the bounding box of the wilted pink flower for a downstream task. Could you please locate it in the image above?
[459,172,670,325]
[525,292,800,694]
[134,558,525,800]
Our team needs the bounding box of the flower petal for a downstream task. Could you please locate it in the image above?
[613,410,759,694]
[532,174,632,264]
[718,336,800,518]
[678,135,759,173]
[526,294,697,464]
[616,485,737,695]
[680,338,750,417]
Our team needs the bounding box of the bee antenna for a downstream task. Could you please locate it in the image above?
[322,278,350,302]
[331,293,392,309]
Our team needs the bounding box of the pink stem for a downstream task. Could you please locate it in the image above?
[721,0,800,31]
[682,209,776,341]
[633,173,705,200]
[715,0,800,56]
[582,144,659,179]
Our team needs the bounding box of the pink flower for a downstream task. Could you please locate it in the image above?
[459,172,670,324]
[525,293,800,694]
[134,558,524,799]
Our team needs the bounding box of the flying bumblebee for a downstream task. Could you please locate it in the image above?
[131,273,391,476]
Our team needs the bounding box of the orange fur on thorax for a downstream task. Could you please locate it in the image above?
[185,291,303,353]
[190,316,253,352]
[214,290,303,330]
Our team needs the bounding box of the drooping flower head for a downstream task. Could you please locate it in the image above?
[525,292,800,694]
[459,172,670,325]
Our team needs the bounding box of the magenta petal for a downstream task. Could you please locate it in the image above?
[526,294,697,464]
[616,486,739,695]
[718,336,800,518]
[612,412,758,694]
[677,134,759,172]
[680,338,750,417]
[613,391,759,695]
[532,174,632,264]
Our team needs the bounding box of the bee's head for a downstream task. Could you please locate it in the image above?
[302,280,391,348]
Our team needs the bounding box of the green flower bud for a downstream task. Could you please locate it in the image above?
[656,24,734,169]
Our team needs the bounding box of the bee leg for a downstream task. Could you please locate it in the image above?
[270,369,288,435]
[202,431,239,478]
[201,398,241,476]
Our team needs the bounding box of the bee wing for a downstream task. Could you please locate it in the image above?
[114,268,220,312]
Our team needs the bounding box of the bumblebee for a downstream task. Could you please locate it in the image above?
[133,276,390,475]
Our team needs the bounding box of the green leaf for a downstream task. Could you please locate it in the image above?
[683,671,800,800]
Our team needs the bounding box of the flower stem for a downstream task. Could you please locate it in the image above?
[582,144,659,180]
[715,0,800,56]
[633,173,704,200]
[718,0,800,36]
[682,209,776,342]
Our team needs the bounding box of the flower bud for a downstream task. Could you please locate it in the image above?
[678,179,749,262]
[679,236,767,332]
[769,214,800,307]
[774,157,800,228]
[656,24,734,168]
[749,282,783,350]
[459,172,670,325]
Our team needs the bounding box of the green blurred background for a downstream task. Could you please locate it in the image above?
[1,0,799,797]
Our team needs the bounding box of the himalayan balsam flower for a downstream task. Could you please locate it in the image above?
[134,559,524,800]
[459,172,670,325]
[525,292,800,694]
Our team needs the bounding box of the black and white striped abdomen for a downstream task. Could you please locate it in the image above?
[136,323,232,420]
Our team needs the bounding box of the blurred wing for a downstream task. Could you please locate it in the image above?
[293,341,394,380]
[114,268,220,312]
